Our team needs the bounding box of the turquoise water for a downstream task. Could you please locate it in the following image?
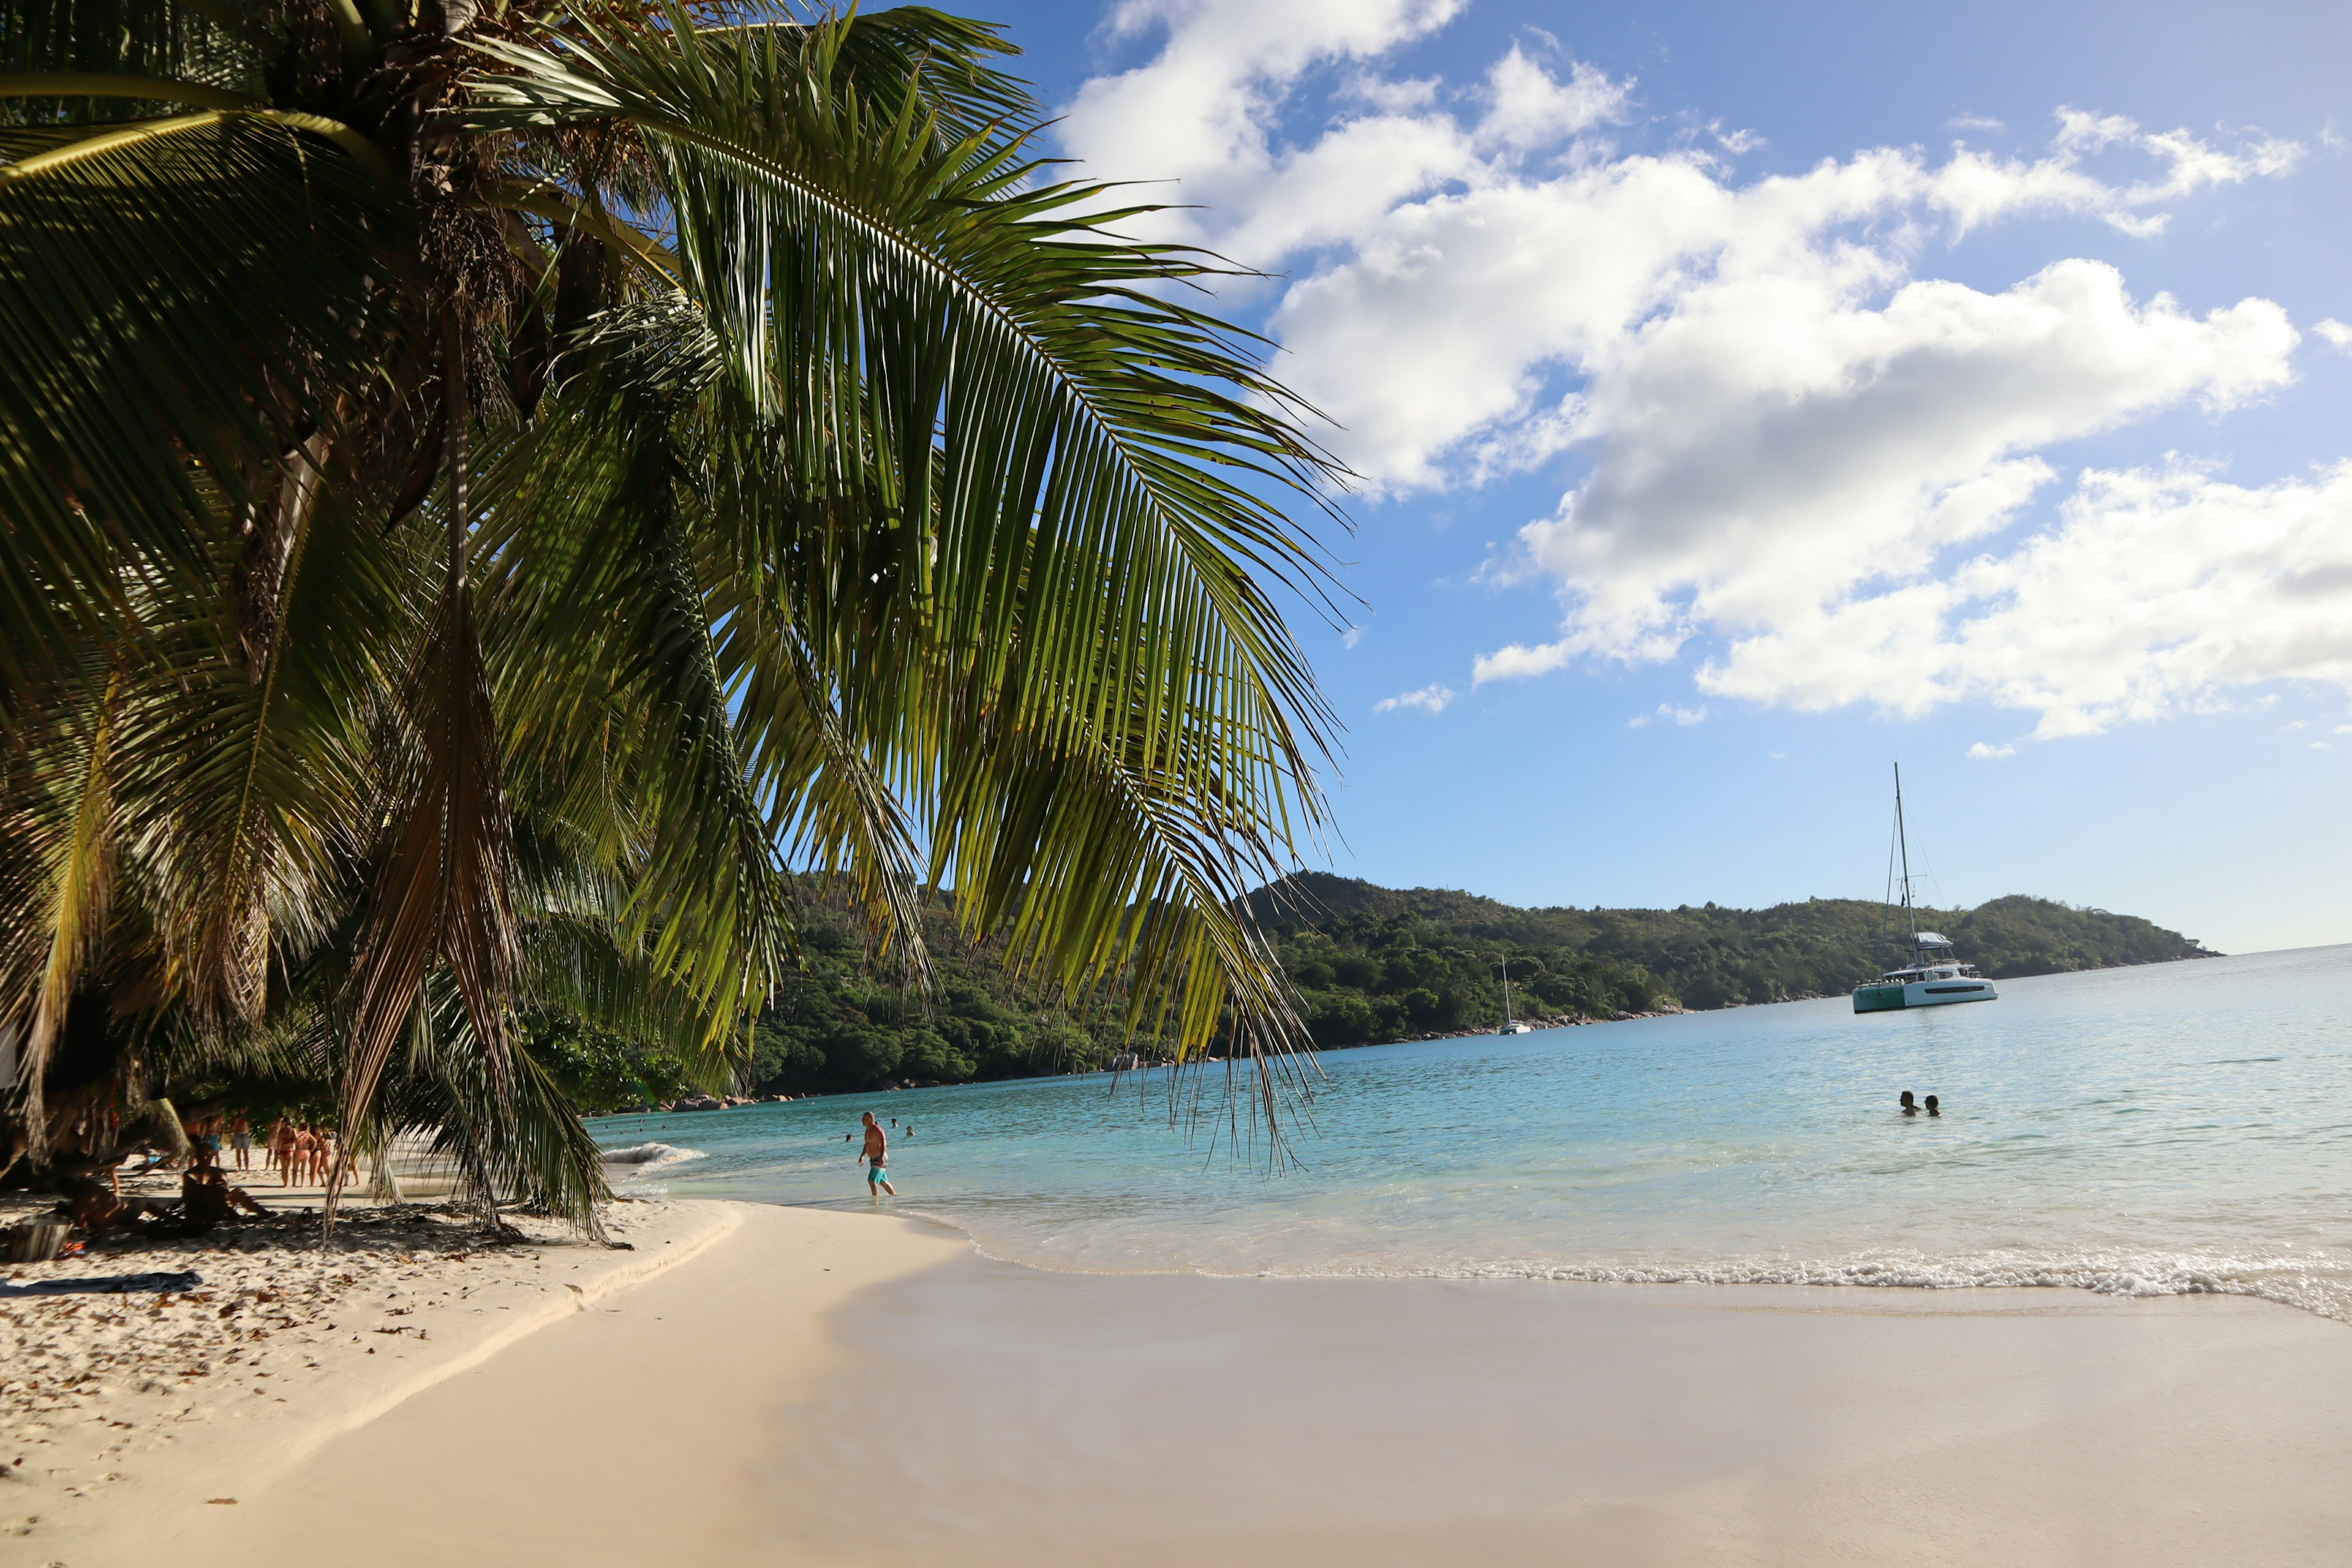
[592,944,2352,1320]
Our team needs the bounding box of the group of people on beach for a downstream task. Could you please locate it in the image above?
[263,1120,339,1186]
[49,1107,352,1243]
[178,1114,339,1186]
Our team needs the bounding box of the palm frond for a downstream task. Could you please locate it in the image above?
[466,7,1347,1081]
[0,107,392,709]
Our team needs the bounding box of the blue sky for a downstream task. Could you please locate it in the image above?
[976,0,2351,953]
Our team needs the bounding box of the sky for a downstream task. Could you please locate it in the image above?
[971,0,2352,954]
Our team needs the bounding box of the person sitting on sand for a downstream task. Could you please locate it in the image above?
[1899,1091,1918,1117]
[180,1165,270,1225]
[860,1111,897,1199]
[1924,1095,1940,1117]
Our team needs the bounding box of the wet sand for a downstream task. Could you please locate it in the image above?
[45,1198,2348,1568]
[781,1258,2352,1567]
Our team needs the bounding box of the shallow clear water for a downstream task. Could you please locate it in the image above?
[592,944,2352,1319]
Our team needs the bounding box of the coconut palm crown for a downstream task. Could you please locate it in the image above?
[0,0,1344,1216]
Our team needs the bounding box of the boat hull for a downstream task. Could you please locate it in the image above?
[1853,978,1998,1012]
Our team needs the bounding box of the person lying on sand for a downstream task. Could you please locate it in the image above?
[860,1112,897,1199]
[55,1175,165,1235]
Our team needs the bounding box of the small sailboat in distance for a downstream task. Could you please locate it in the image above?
[1852,764,1997,1014]
[1498,957,1536,1034]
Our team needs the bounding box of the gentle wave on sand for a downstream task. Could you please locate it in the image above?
[594,944,2352,1323]
[600,1144,709,1192]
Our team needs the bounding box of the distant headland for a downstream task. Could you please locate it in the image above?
[589,875,2215,1107]
[1244,873,2218,1046]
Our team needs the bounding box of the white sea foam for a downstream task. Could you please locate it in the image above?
[601,1142,707,1177]
[936,1220,2352,1325]
[1218,1248,2352,1325]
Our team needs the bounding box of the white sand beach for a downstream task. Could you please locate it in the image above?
[4,1195,739,1561]
[15,1197,2350,1568]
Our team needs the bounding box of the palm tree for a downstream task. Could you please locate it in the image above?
[0,0,1345,1217]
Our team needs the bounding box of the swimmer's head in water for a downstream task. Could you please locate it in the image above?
[1924,1095,1940,1113]
[1899,1091,1916,1109]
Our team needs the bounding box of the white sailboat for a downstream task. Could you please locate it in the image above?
[1498,957,1536,1034]
[1852,765,1997,1013]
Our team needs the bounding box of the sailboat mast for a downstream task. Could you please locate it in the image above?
[1500,957,1513,1025]
[1894,762,1917,956]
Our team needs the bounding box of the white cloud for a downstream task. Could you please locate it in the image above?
[1341,624,1365,649]
[1374,682,1456,714]
[1698,461,2352,736]
[1487,262,2295,680]
[1628,702,1705,728]
[1478,47,1629,151]
[2316,320,2352,353]
[1968,742,2017,759]
[1058,3,2315,734]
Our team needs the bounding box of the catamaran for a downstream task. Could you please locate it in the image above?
[1498,957,1536,1034]
[1852,764,1997,1013]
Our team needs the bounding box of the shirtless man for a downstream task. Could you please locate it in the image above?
[859,1112,896,1199]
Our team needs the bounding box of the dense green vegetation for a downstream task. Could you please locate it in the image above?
[1254,874,2218,1036]
[570,875,2216,1107]
[1,4,1343,1203]
[744,903,1133,1098]
[557,894,1136,1110]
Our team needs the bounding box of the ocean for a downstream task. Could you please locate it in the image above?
[590,943,2352,1321]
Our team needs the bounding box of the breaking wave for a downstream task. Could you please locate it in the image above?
[601,1142,707,1177]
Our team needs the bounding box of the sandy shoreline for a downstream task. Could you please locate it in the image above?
[13,1197,2351,1566]
[4,1194,739,1560]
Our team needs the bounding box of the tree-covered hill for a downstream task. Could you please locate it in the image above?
[556,876,2217,1108]
[1248,874,2218,1041]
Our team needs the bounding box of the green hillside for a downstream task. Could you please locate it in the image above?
[556,877,2217,1107]
[1250,874,2218,1042]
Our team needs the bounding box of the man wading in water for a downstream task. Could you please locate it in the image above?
[859,1112,897,1199]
